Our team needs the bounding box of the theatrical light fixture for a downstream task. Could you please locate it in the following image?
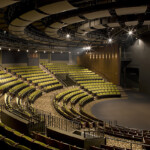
[108,38,112,43]
[66,34,70,38]
[128,30,133,35]
[83,46,91,50]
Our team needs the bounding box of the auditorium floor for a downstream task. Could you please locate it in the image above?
[91,90,150,130]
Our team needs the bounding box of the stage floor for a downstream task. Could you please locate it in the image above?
[91,91,150,130]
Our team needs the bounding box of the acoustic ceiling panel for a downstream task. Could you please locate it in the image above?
[50,22,67,29]
[11,31,24,36]
[9,25,25,32]
[20,10,48,22]
[107,22,120,27]
[62,16,84,24]
[116,6,147,15]
[93,24,105,29]
[10,18,31,27]
[45,27,58,33]
[125,21,138,26]
[39,1,76,15]
[0,0,18,8]
[83,10,111,20]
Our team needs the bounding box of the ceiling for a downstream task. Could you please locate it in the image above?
[0,0,150,52]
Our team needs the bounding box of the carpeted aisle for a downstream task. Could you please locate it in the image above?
[91,91,150,130]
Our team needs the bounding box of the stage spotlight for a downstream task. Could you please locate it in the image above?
[128,30,133,35]
[66,34,70,38]
[108,38,112,43]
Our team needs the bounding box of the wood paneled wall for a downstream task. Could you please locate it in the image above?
[77,44,120,85]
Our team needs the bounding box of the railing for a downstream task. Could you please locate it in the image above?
[30,107,81,132]
[83,129,104,139]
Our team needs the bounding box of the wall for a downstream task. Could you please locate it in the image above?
[77,44,120,85]
[2,50,28,64]
[27,53,39,66]
[51,52,69,61]
[127,33,150,94]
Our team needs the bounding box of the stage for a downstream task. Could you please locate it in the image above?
[91,91,150,130]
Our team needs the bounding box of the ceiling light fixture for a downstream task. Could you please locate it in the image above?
[128,30,133,35]
[66,34,70,38]
[83,46,91,50]
[108,38,112,43]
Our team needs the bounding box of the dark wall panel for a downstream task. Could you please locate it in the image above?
[2,50,27,64]
[40,52,48,59]
[51,52,69,61]
[127,33,150,94]
[28,58,39,66]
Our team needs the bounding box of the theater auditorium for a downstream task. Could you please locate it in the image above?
[0,0,150,149]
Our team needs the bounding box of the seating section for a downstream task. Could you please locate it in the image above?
[32,131,83,150]
[54,88,97,128]
[81,82,121,98]
[28,90,42,103]
[42,63,121,99]
[0,80,23,94]
[0,122,59,150]
[7,66,63,90]
[0,134,31,150]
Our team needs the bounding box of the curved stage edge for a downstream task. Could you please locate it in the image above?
[91,91,150,130]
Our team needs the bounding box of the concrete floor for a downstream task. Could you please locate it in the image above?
[91,91,150,130]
